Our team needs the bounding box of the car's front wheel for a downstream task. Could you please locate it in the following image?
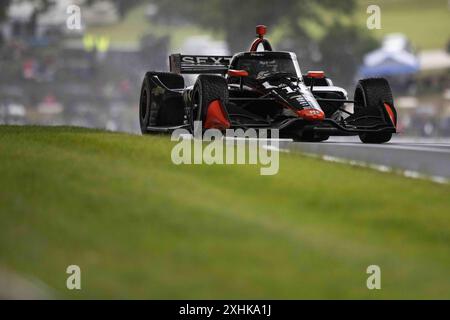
[354,78,396,144]
[191,75,229,131]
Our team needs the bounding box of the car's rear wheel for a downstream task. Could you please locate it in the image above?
[354,78,395,143]
[139,72,184,134]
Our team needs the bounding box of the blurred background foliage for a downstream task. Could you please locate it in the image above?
[151,0,372,85]
[0,0,449,299]
[0,0,449,136]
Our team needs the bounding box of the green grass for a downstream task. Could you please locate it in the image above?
[298,0,450,50]
[86,4,149,44]
[357,0,450,50]
[0,126,449,299]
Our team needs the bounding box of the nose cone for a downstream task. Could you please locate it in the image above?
[296,108,325,121]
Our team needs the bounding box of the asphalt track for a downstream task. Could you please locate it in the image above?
[191,133,450,182]
[278,137,450,183]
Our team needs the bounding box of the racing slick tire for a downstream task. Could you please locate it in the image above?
[192,75,229,129]
[354,78,394,144]
[139,72,184,134]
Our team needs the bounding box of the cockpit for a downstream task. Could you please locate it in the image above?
[229,52,302,80]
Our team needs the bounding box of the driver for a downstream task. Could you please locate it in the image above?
[256,60,279,79]
[239,59,280,79]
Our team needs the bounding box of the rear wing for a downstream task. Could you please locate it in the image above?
[169,54,232,74]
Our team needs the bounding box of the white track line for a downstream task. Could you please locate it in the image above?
[174,135,449,184]
[294,151,449,184]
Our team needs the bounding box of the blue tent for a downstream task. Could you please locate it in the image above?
[358,34,420,78]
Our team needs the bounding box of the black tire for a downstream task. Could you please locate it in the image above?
[191,75,229,129]
[139,72,184,134]
[354,78,394,143]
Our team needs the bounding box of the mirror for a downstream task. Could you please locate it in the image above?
[228,69,249,77]
[306,71,325,79]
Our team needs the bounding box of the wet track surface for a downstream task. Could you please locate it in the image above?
[278,137,450,182]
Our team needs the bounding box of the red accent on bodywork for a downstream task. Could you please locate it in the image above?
[250,38,264,52]
[204,100,230,130]
[228,69,249,77]
[306,71,325,79]
[296,108,325,121]
[384,102,396,127]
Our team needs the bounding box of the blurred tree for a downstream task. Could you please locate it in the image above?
[0,0,12,23]
[318,20,378,87]
[0,0,142,23]
[85,0,142,19]
[152,0,356,52]
[0,0,51,25]
[0,0,11,44]
[152,0,378,86]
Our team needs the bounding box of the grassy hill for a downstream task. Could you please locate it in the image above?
[0,126,449,299]
[357,0,450,50]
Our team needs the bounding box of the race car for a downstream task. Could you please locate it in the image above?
[139,25,397,143]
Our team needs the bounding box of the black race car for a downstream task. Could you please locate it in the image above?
[139,25,397,143]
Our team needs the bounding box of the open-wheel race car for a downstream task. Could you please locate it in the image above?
[139,25,397,143]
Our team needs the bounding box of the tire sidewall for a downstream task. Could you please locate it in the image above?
[192,75,229,130]
[354,78,394,143]
[139,76,151,134]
